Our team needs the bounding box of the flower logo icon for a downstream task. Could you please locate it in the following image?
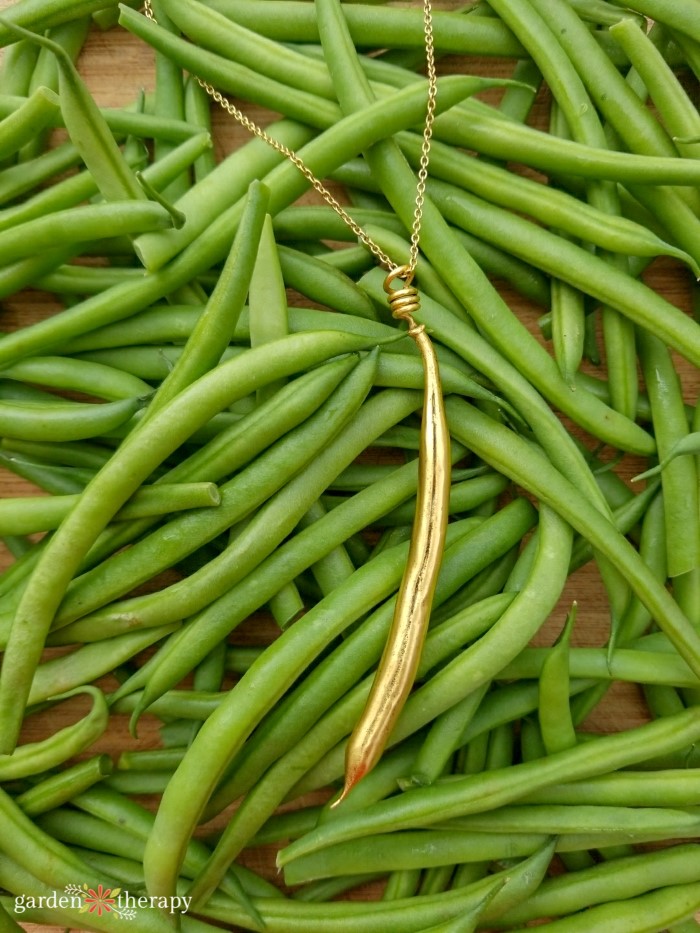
[64,883,135,920]
[83,885,118,916]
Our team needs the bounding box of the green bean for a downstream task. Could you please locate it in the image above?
[68,845,146,888]
[0,900,22,932]
[273,204,406,244]
[201,510,527,835]
[0,245,80,300]
[52,352,373,634]
[248,212,289,405]
[140,503,481,899]
[68,786,267,917]
[0,451,95,497]
[0,395,143,443]
[184,77,216,182]
[446,398,700,674]
[0,355,152,400]
[0,85,60,161]
[538,604,577,755]
[569,480,660,573]
[611,19,700,158]
[0,38,38,96]
[277,707,700,865]
[410,683,490,787]
[0,855,199,933]
[0,136,81,203]
[164,0,339,102]
[529,0,677,154]
[198,842,554,933]
[396,131,691,266]
[0,1,121,46]
[638,330,700,578]
[284,806,700,886]
[0,66,484,362]
[525,0,700,257]
[20,16,91,162]
[417,867,453,898]
[4,438,113,473]
[518,879,700,932]
[297,500,356,596]
[14,754,113,816]
[0,131,211,234]
[493,842,700,927]
[0,814,104,906]
[120,396,432,704]
[111,689,223,720]
[278,245,379,321]
[0,330,380,749]
[0,20,147,204]
[104,770,172,795]
[0,482,220,537]
[45,360,362,627]
[445,803,700,840]
[335,166,553,305]
[425,178,700,368]
[0,686,107,781]
[609,0,700,43]
[34,263,167,295]
[274,528,564,800]
[501,644,700,688]
[378,474,510,526]
[0,199,172,267]
[133,121,314,273]
[189,0,527,56]
[150,181,269,418]
[150,0,188,201]
[433,99,700,184]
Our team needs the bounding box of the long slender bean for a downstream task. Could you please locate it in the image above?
[396,132,690,265]
[0,482,220,537]
[638,330,700,578]
[14,754,113,816]
[0,395,143,443]
[278,706,700,865]
[423,178,700,368]
[198,842,555,933]
[284,808,700,884]
[180,0,528,57]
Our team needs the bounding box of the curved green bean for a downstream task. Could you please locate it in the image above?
[0,687,107,781]
[0,355,152,400]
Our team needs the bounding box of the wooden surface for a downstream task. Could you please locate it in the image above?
[0,3,699,932]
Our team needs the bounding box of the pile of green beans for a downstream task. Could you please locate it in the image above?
[0,0,699,930]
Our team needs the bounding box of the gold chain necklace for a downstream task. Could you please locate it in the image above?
[142,0,450,802]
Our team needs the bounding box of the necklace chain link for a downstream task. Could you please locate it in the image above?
[142,0,437,276]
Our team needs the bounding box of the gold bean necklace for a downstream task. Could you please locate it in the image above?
[143,0,450,803]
